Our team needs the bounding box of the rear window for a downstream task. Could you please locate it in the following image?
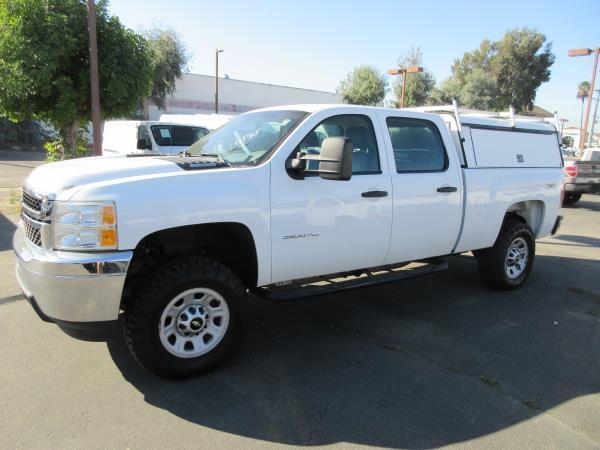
[590,151,600,162]
[151,125,208,147]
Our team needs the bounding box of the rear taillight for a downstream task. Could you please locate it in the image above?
[565,165,578,177]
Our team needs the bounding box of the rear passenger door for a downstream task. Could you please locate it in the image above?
[377,112,463,264]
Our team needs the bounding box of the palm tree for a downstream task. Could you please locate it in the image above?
[577,81,591,130]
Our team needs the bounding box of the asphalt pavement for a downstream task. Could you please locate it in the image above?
[0,154,598,448]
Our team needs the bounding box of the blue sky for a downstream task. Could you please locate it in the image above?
[109,0,599,126]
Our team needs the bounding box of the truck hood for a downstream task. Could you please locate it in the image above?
[24,156,184,197]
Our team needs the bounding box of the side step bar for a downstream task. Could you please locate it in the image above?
[254,258,448,301]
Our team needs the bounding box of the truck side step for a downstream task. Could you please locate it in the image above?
[254,258,448,301]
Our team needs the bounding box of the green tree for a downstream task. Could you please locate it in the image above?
[440,28,554,111]
[0,0,153,153]
[392,47,435,107]
[143,28,190,111]
[576,81,590,130]
[432,69,498,110]
[337,65,387,106]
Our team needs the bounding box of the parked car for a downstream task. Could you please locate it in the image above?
[14,104,563,378]
[562,148,600,205]
[102,120,209,156]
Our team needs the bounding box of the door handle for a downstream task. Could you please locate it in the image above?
[361,190,388,198]
[436,186,458,193]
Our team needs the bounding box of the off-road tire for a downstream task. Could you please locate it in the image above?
[124,256,245,378]
[562,192,582,206]
[477,218,535,290]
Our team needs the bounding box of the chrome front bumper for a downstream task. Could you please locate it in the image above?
[13,227,132,323]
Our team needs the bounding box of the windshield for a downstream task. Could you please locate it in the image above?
[186,110,308,165]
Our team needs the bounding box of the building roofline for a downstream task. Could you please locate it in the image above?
[181,72,339,96]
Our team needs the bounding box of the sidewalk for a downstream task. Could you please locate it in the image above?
[0,149,45,214]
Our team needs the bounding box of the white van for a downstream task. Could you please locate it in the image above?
[102,121,209,156]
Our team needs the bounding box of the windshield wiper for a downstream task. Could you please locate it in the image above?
[196,152,232,167]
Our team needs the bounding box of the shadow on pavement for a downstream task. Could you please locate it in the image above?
[554,234,600,247]
[568,196,600,213]
[107,254,600,447]
[0,213,16,252]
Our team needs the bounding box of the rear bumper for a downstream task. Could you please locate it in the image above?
[13,227,132,324]
[564,182,600,193]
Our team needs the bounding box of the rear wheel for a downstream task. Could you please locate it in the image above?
[477,218,535,290]
[125,256,245,378]
[562,192,582,206]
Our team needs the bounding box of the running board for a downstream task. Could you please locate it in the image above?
[254,258,448,301]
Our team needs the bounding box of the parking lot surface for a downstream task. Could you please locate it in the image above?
[0,157,598,448]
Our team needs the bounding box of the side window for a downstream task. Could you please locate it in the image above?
[296,114,380,174]
[151,125,173,147]
[137,125,151,147]
[386,117,447,172]
[171,126,208,147]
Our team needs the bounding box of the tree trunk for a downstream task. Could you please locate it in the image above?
[61,119,80,155]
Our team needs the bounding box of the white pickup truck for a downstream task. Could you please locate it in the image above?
[13,104,564,378]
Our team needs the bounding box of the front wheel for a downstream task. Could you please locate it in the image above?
[125,257,245,378]
[477,219,535,290]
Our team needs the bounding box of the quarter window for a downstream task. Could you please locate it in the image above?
[137,125,151,147]
[297,114,380,174]
[386,117,447,172]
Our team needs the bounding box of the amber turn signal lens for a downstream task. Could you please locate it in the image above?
[100,229,117,247]
[101,205,116,225]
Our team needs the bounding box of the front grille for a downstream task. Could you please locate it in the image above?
[22,214,42,247]
[22,190,43,216]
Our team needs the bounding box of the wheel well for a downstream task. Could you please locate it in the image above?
[122,223,258,310]
[505,200,545,235]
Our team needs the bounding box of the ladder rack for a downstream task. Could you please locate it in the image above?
[408,104,556,125]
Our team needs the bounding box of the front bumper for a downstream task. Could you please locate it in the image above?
[13,227,132,324]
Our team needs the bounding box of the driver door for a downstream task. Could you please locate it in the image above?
[270,112,393,283]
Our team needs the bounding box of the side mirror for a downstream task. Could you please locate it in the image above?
[136,139,152,150]
[318,137,353,180]
[288,137,353,181]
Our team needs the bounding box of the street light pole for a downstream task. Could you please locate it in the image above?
[587,90,600,148]
[568,47,600,151]
[87,0,101,155]
[215,49,224,114]
[387,66,423,108]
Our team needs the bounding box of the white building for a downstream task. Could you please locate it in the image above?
[148,73,344,120]
[562,126,600,150]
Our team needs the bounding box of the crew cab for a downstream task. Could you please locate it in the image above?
[13,104,564,378]
[563,148,600,205]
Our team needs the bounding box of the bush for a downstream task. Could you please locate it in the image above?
[44,136,88,162]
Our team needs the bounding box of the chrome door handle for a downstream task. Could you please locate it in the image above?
[361,190,388,198]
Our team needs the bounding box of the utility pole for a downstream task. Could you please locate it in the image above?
[587,90,599,148]
[568,47,600,151]
[214,49,224,114]
[387,66,423,108]
[87,0,102,156]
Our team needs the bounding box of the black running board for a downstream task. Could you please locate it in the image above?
[254,258,448,301]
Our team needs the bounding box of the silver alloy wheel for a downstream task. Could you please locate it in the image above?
[158,287,230,358]
[505,237,528,279]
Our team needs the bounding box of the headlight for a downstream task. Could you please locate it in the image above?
[52,201,118,250]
